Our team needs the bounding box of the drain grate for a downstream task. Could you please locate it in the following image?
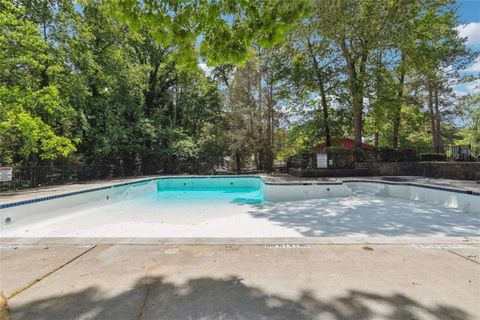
[411,244,473,249]
[265,244,311,249]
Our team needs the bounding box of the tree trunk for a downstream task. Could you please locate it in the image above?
[270,96,275,170]
[427,84,438,148]
[307,40,331,147]
[353,107,363,147]
[354,51,368,148]
[144,64,159,115]
[319,77,331,148]
[235,150,241,173]
[392,55,406,148]
[39,21,49,88]
[347,60,364,148]
[392,114,401,148]
[122,152,136,176]
[434,83,442,148]
[265,72,274,172]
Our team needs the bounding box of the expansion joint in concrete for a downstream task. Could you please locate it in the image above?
[446,249,480,265]
[8,245,97,300]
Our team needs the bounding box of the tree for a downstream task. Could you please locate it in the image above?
[282,15,341,147]
[1,0,477,171]
[456,93,480,149]
[408,0,474,148]
[105,0,309,66]
[313,0,382,146]
[0,0,77,164]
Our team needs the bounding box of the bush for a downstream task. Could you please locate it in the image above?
[378,148,417,162]
[325,147,351,154]
[329,152,355,168]
[287,150,312,169]
[352,148,378,162]
[419,153,447,161]
[323,147,354,168]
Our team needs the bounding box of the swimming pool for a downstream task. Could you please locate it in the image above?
[1,176,479,238]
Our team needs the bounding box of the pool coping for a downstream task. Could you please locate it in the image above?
[1,236,479,246]
[1,175,479,210]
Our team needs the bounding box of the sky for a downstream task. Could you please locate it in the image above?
[454,0,480,95]
[457,0,480,24]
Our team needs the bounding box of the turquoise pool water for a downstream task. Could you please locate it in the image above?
[155,177,264,203]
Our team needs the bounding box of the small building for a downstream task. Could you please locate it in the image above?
[313,138,375,168]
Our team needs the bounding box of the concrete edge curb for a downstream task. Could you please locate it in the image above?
[1,236,479,246]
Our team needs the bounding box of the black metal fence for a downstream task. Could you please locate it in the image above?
[287,145,479,170]
[2,145,479,191]
[0,162,267,192]
[0,162,210,192]
[0,165,117,192]
[351,146,479,162]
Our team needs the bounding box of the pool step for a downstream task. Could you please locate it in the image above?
[348,183,386,196]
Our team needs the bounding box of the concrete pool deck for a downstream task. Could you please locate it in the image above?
[1,243,479,319]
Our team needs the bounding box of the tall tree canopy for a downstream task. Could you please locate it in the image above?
[0,0,477,172]
[105,0,309,65]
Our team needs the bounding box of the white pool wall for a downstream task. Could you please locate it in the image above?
[0,177,264,229]
[263,183,352,202]
[1,177,479,232]
[1,180,157,229]
[345,182,480,214]
[157,177,263,189]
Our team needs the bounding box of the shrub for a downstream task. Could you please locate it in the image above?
[352,148,378,162]
[419,153,447,161]
[324,147,354,168]
[329,152,355,168]
[287,150,312,169]
[325,147,351,154]
[378,148,417,162]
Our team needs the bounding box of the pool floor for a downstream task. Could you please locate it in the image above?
[3,194,479,238]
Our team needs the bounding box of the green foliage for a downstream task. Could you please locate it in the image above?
[455,93,480,148]
[325,147,351,154]
[0,0,77,164]
[0,0,476,171]
[377,148,418,162]
[419,153,447,161]
[104,0,309,66]
[276,120,321,160]
[0,87,77,163]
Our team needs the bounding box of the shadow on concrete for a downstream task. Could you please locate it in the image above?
[247,196,480,237]
[12,276,472,320]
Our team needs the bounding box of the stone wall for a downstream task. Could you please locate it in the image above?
[354,162,480,180]
[290,162,480,180]
[289,168,372,178]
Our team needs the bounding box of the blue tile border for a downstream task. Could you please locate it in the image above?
[0,176,478,210]
[343,179,480,196]
[0,177,159,210]
[0,176,260,209]
[263,181,343,186]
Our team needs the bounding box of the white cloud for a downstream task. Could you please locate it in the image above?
[199,63,213,76]
[454,79,480,96]
[465,57,480,72]
[467,79,480,93]
[456,22,480,45]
